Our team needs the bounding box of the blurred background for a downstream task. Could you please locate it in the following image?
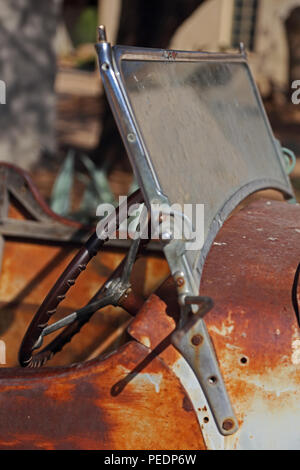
[0,0,300,222]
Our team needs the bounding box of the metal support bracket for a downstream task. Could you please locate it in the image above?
[164,238,238,436]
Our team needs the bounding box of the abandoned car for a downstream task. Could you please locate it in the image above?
[0,26,299,450]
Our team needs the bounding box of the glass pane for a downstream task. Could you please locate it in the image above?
[120,59,289,245]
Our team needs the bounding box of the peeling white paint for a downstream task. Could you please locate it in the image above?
[140,336,151,348]
[172,345,300,449]
[210,322,234,337]
[119,366,162,394]
[209,311,235,337]
[291,339,300,365]
[233,398,300,450]
[143,373,162,393]
[225,343,242,351]
[172,357,224,450]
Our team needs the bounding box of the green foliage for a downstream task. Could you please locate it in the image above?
[50,150,75,216]
[73,7,98,46]
[50,151,118,224]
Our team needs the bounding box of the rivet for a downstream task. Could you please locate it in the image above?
[176,277,185,287]
[222,419,235,432]
[127,133,136,143]
[191,334,203,346]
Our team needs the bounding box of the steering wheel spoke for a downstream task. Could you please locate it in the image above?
[18,190,145,367]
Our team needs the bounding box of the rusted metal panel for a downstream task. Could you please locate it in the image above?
[201,199,300,449]
[0,236,169,367]
[0,341,206,450]
[0,198,299,449]
[127,292,224,448]
[0,201,169,366]
[0,238,123,366]
[128,199,300,449]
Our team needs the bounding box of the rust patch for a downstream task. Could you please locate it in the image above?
[198,200,300,426]
[182,395,194,412]
[127,200,300,440]
[44,382,77,402]
[128,293,180,367]
[0,199,300,448]
[0,341,206,449]
[0,235,168,367]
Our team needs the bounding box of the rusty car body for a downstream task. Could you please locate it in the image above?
[0,27,299,450]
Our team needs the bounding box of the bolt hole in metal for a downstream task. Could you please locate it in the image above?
[203,417,209,424]
[208,375,218,385]
[101,63,109,71]
[240,356,248,365]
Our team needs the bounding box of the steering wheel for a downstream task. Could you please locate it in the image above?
[18,190,145,367]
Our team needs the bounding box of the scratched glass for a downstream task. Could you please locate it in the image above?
[119,60,290,233]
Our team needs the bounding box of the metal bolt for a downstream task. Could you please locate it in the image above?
[176,277,185,288]
[222,419,235,432]
[98,25,107,42]
[101,63,109,71]
[191,334,203,346]
[161,231,172,240]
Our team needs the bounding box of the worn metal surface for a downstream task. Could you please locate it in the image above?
[96,37,297,435]
[0,162,91,243]
[128,199,300,449]
[0,198,299,449]
[0,163,162,252]
[0,203,169,367]
[127,291,225,449]
[202,199,300,449]
[0,341,205,450]
[0,164,168,366]
[171,296,239,436]
[0,240,169,367]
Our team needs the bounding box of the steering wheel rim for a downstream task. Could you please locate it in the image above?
[18,190,144,368]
